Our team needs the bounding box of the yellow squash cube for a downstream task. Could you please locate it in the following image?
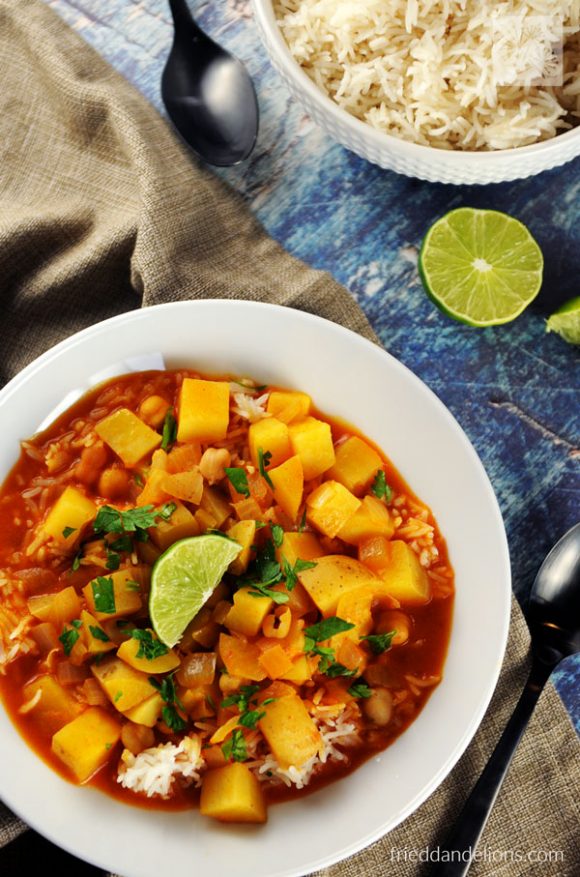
[258,694,321,768]
[91,656,157,712]
[306,480,361,539]
[149,500,199,551]
[42,486,96,546]
[200,763,267,824]
[327,436,383,495]
[298,554,380,616]
[52,706,121,782]
[224,586,273,638]
[177,378,230,442]
[274,531,324,567]
[227,520,256,575]
[23,676,82,736]
[288,417,335,480]
[338,495,395,545]
[117,632,180,674]
[268,455,303,522]
[95,408,161,467]
[83,567,147,621]
[267,390,311,424]
[248,417,291,469]
[121,692,164,727]
[377,541,431,605]
[80,610,116,656]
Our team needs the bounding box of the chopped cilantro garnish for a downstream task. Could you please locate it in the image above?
[114,691,123,703]
[255,521,266,529]
[71,550,82,572]
[158,501,177,521]
[282,556,317,591]
[162,705,187,733]
[362,630,396,655]
[70,619,82,629]
[304,617,355,649]
[109,534,133,553]
[134,473,144,487]
[371,470,393,502]
[225,467,250,498]
[348,682,372,699]
[221,685,260,712]
[125,580,141,592]
[62,526,76,539]
[238,708,266,730]
[91,577,116,614]
[258,448,274,489]
[271,524,284,548]
[205,694,216,711]
[105,742,112,751]
[59,625,80,656]
[161,408,177,452]
[298,509,307,532]
[89,625,110,643]
[255,540,282,586]
[149,673,187,733]
[105,549,121,571]
[222,728,247,763]
[130,628,169,660]
[324,662,357,679]
[248,582,289,604]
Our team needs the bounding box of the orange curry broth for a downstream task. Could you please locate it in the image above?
[0,369,454,810]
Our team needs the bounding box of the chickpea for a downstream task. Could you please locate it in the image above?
[98,467,130,500]
[200,447,231,484]
[363,687,393,726]
[75,442,108,486]
[121,722,155,755]
[376,610,412,646]
[139,395,170,429]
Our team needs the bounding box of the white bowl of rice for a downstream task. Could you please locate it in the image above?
[252,0,580,184]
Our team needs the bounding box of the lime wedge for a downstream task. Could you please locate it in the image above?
[150,535,241,647]
[546,296,580,345]
[419,208,543,326]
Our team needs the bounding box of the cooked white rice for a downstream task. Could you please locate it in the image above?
[275,0,580,150]
[117,736,204,798]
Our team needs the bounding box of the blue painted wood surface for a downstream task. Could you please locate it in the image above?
[47,0,579,731]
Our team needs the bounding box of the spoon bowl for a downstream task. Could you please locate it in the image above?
[162,0,259,166]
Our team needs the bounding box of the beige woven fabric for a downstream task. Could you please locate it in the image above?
[0,1,578,875]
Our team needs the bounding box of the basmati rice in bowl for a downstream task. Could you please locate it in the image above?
[252,0,580,183]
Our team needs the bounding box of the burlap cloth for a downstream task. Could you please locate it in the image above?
[0,1,578,874]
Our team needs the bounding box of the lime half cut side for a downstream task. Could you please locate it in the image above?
[546,296,580,345]
[419,208,544,327]
[150,534,241,647]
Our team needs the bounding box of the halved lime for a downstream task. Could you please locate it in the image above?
[150,535,241,647]
[546,296,580,345]
[419,208,543,326]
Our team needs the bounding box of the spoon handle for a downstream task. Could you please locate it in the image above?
[167,0,202,36]
[430,656,555,877]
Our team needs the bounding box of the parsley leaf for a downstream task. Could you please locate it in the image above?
[221,685,260,712]
[59,625,80,656]
[225,467,250,498]
[248,582,289,604]
[149,674,187,733]
[62,526,76,539]
[91,577,116,614]
[324,662,357,679]
[258,448,274,489]
[109,534,134,553]
[162,705,187,733]
[282,556,317,591]
[158,501,177,521]
[94,504,157,536]
[89,625,110,643]
[131,629,169,660]
[105,549,121,571]
[253,540,282,586]
[222,728,247,763]
[298,509,307,532]
[71,550,82,572]
[161,408,177,452]
[304,617,355,650]
[271,524,284,548]
[371,470,393,502]
[238,708,266,730]
[362,630,396,655]
[348,681,372,699]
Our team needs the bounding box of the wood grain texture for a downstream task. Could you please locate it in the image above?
[46,0,579,730]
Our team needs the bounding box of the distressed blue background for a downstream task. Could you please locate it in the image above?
[47,0,579,731]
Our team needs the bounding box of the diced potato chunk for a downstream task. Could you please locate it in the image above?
[268,455,303,522]
[227,520,256,575]
[52,706,121,782]
[95,409,162,467]
[274,531,324,567]
[288,417,335,480]
[376,541,431,605]
[28,585,81,628]
[258,694,321,768]
[298,554,380,616]
[82,567,147,621]
[121,692,163,727]
[306,480,361,538]
[42,486,96,546]
[177,378,230,442]
[225,587,273,637]
[23,676,82,735]
[267,390,311,424]
[80,609,116,655]
[338,495,395,545]
[248,418,291,469]
[91,655,157,711]
[218,633,266,681]
[258,645,293,680]
[327,436,383,495]
[334,586,374,641]
[117,632,180,674]
[200,763,267,824]
[280,655,312,684]
[149,500,199,551]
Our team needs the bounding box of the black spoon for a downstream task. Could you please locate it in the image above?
[431,522,580,877]
[162,0,258,166]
